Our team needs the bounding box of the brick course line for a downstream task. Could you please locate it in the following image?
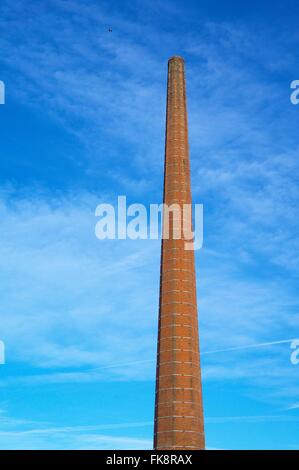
[158,348,199,352]
[159,324,193,329]
[161,290,194,294]
[155,401,195,405]
[156,387,198,392]
[159,316,196,321]
[159,336,194,340]
[158,374,199,379]
[162,269,195,273]
[156,430,204,434]
[155,416,198,419]
[161,301,196,306]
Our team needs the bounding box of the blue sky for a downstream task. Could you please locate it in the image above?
[0,0,299,450]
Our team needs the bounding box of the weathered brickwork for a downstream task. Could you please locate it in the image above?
[154,57,205,450]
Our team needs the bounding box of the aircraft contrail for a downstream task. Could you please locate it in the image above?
[201,338,296,355]
[99,338,297,369]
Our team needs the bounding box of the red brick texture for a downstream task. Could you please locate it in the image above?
[154,57,205,450]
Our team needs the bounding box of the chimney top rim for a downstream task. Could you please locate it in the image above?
[168,55,185,63]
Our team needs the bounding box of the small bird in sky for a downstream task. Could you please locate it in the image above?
[108,27,112,32]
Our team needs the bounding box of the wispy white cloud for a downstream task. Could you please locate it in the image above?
[206,415,299,424]
[0,188,159,375]
[0,407,153,449]
[286,403,299,410]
